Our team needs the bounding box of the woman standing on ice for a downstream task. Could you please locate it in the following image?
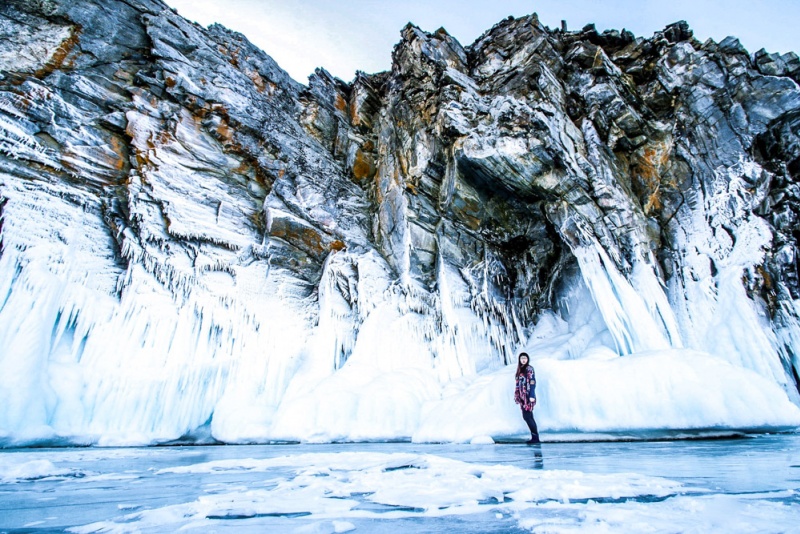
[514,352,540,444]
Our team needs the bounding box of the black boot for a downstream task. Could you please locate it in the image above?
[526,435,540,444]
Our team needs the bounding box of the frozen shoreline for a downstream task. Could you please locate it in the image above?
[3,428,799,449]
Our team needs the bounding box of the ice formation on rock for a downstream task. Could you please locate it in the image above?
[1,0,800,445]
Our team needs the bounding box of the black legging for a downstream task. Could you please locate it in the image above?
[521,407,539,439]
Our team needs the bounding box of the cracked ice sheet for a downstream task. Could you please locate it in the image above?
[68,452,692,533]
[516,491,800,533]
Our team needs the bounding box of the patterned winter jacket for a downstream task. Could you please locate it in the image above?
[514,365,536,411]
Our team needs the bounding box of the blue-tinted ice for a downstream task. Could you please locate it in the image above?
[1,434,799,533]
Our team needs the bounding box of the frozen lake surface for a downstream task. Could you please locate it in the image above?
[1,434,799,533]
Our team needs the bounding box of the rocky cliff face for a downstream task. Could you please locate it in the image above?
[2,0,800,445]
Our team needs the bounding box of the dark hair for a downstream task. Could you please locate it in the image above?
[515,352,530,378]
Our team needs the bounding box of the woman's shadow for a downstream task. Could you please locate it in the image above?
[529,443,544,469]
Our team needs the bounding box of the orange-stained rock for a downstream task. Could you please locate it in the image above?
[268,212,343,261]
[631,138,672,215]
[247,69,266,93]
[334,93,347,112]
[34,25,81,79]
[352,148,375,181]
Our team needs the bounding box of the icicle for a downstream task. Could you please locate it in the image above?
[572,242,672,355]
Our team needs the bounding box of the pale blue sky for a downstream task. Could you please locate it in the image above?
[164,0,800,83]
